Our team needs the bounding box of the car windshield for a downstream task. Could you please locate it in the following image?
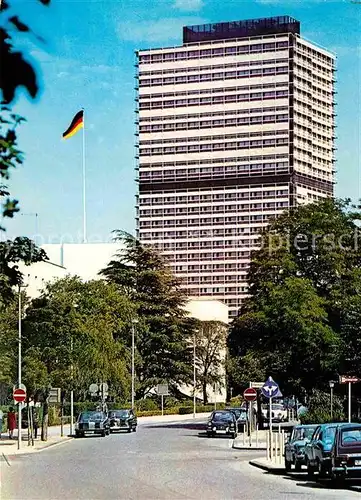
[341,428,361,446]
[79,412,104,422]
[109,410,129,418]
[293,427,317,440]
[212,412,233,421]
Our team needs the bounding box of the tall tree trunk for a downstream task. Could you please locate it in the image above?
[202,382,208,404]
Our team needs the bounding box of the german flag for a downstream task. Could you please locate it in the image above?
[62,110,84,139]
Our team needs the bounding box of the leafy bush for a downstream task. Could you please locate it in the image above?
[135,398,158,411]
[300,389,345,424]
[229,396,243,407]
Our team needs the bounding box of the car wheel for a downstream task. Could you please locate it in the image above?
[307,461,315,478]
[317,460,326,478]
[207,432,212,438]
[101,430,106,437]
[75,430,80,438]
[127,428,132,433]
[294,460,302,472]
[285,459,292,472]
[133,426,137,432]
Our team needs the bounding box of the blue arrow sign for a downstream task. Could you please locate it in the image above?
[261,376,281,399]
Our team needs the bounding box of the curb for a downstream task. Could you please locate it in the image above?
[36,437,73,452]
[249,459,285,475]
[1,437,73,459]
[233,444,267,450]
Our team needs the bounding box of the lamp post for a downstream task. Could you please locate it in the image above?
[17,283,28,450]
[193,331,196,419]
[131,319,138,409]
[329,380,335,419]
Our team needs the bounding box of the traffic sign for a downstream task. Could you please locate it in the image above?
[243,388,257,402]
[49,388,61,403]
[261,376,282,399]
[157,384,169,396]
[339,375,360,384]
[250,382,264,389]
[89,383,98,394]
[13,388,26,403]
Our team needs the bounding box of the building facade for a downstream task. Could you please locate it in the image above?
[136,16,335,317]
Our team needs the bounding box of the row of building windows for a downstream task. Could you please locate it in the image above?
[139,162,288,180]
[139,138,288,156]
[139,114,288,133]
[141,239,261,249]
[294,42,334,66]
[139,189,288,209]
[175,262,249,270]
[138,187,289,205]
[294,88,333,110]
[138,58,289,77]
[139,81,288,101]
[138,105,289,122]
[138,41,289,63]
[139,129,288,146]
[139,214,284,230]
[139,66,288,87]
[140,227,261,237]
[139,200,288,218]
[138,90,288,110]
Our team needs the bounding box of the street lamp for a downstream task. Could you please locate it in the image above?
[18,283,28,450]
[131,319,138,409]
[193,330,196,419]
[329,380,335,419]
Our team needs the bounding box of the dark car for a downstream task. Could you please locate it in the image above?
[206,410,237,439]
[108,409,137,433]
[284,424,318,471]
[75,411,110,438]
[226,407,248,432]
[328,424,361,482]
[305,423,340,477]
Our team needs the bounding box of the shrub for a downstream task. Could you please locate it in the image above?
[229,396,243,407]
[300,389,345,424]
[135,398,158,411]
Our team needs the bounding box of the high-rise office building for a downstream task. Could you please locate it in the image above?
[136,16,335,318]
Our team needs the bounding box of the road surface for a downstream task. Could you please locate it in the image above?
[1,419,360,499]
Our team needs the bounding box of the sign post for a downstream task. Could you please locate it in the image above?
[339,375,361,423]
[157,384,169,416]
[261,377,282,431]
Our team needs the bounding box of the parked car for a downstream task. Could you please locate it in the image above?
[108,409,137,433]
[284,424,318,471]
[206,410,237,439]
[304,423,339,477]
[329,423,361,482]
[226,407,248,432]
[75,410,110,438]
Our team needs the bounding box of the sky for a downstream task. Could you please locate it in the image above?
[2,0,361,244]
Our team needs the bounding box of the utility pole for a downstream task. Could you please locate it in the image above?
[18,285,22,450]
[193,331,196,419]
[131,319,138,409]
[329,380,334,419]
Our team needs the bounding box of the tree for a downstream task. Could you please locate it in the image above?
[100,232,194,397]
[0,296,18,387]
[23,277,135,409]
[229,199,361,399]
[1,0,51,227]
[0,236,47,302]
[194,321,227,404]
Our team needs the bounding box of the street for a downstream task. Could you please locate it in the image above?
[1,419,360,500]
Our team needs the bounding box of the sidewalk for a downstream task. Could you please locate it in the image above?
[233,429,267,450]
[0,435,72,457]
[249,457,286,475]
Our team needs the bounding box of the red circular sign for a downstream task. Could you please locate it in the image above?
[13,388,26,403]
[243,388,257,402]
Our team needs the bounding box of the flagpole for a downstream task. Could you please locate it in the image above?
[82,108,87,243]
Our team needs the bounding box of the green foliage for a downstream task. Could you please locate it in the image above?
[22,277,135,401]
[0,1,51,227]
[229,199,361,399]
[0,237,47,302]
[100,232,194,397]
[300,390,345,424]
[136,398,158,411]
